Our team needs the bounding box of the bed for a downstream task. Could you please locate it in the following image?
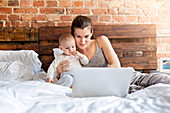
[0,25,170,113]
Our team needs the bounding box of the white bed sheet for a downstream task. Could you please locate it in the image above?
[0,79,170,113]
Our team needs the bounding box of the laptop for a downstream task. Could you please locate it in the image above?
[72,67,134,98]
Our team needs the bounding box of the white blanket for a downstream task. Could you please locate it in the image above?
[0,80,170,113]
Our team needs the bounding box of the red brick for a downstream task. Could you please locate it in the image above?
[68,9,90,14]
[135,1,154,9]
[118,8,143,15]
[0,0,8,6]
[99,16,111,22]
[126,16,137,22]
[20,1,32,7]
[108,9,117,15]
[20,22,30,27]
[156,38,161,44]
[98,1,109,8]
[157,53,170,59]
[57,22,72,26]
[47,15,60,21]
[167,44,170,51]
[88,15,98,22]
[8,15,20,21]
[157,37,170,43]
[73,1,83,7]
[40,8,64,14]
[59,1,71,7]
[151,16,167,23]
[92,9,108,14]
[156,24,168,31]
[85,1,96,8]
[21,15,33,21]
[123,1,135,8]
[8,0,19,6]
[164,1,170,8]
[115,16,125,22]
[157,30,170,36]
[33,1,44,7]
[157,43,166,52]
[11,22,20,27]
[138,16,151,23]
[0,15,7,20]
[158,8,170,15]
[0,8,12,14]
[143,8,156,15]
[46,1,58,7]
[34,15,47,21]
[110,1,123,8]
[14,8,38,14]
[60,16,72,21]
[31,22,55,27]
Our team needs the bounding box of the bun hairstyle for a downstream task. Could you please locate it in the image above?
[71,15,93,38]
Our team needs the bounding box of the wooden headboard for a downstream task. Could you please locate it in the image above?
[0,24,157,72]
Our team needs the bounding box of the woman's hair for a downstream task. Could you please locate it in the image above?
[71,15,93,36]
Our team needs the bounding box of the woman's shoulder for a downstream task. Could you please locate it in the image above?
[96,35,109,48]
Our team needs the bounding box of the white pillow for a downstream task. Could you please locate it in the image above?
[53,48,63,58]
[0,50,42,75]
[0,61,34,81]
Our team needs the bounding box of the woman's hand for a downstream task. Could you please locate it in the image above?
[57,60,70,77]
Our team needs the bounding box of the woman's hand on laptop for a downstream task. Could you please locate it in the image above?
[57,60,70,76]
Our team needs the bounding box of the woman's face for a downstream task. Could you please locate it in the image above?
[74,26,93,49]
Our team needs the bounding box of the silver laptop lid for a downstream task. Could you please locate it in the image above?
[72,67,134,98]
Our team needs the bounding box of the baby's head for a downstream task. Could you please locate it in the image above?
[59,33,76,56]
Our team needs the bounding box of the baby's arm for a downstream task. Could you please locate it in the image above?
[47,59,59,83]
[72,51,89,65]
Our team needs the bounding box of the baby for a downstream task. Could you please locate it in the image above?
[46,33,89,87]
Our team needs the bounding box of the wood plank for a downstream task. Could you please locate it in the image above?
[112,42,157,52]
[39,26,71,41]
[0,27,38,41]
[93,24,156,38]
[0,44,38,52]
[39,55,54,72]
[39,25,156,40]
[39,45,58,55]
[120,56,157,70]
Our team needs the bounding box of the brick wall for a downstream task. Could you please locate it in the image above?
[0,0,170,69]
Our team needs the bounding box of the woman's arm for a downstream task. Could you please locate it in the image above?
[97,36,121,68]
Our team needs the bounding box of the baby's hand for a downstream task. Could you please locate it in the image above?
[72,51,84,59]
[72,51,78,57]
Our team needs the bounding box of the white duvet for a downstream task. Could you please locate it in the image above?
[0,80,170,113]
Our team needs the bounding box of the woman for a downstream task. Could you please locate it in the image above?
[57,15,121,75]
[57,15,170,93]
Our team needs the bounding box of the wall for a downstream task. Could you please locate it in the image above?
[0,0,170,69]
